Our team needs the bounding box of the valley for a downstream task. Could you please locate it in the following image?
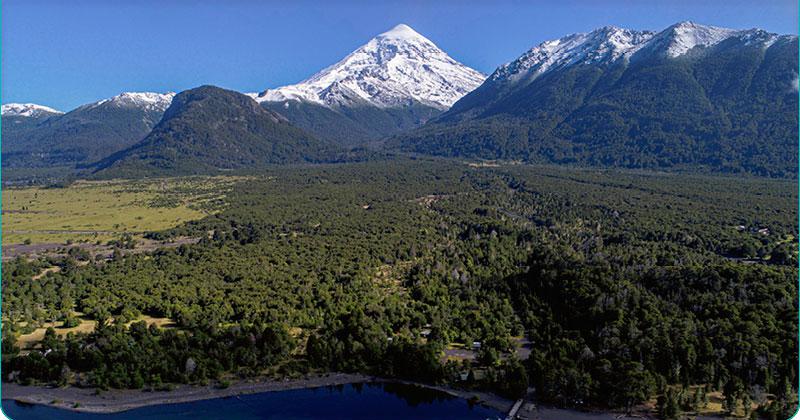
[2,160,796,418]
[1,14,798,420]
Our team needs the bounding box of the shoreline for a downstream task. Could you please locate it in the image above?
[1,374,514,415]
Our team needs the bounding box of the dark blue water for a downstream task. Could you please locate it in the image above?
[2,382,503,420]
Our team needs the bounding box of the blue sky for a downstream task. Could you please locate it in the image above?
[2,0,797,111]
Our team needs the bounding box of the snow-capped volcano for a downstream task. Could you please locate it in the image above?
[87,91,176,112]
[491,21,790,84]
[1,103,63,117]
[252,24,485,110]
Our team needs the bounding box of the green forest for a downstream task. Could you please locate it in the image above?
[2,159,797,419]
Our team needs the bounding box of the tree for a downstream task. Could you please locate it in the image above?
[692,386,704,411]
[61,314,80,328]
[723,378,743,415]
[478,347,499,366]
[657,387,680,420]
[2,330,19,356]
[496,359,529,399]
[741,391,752,419]
[618,362,655,414]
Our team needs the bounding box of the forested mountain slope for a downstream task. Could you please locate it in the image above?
[90,86,340,177]
[2,93,174,169]
[393,23,799,177]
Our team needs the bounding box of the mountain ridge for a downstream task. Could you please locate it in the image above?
[3,21,796,179]
[392,21,798,177]
[2,91,177,169]
[1,103,63,117]
[485,21,791,87]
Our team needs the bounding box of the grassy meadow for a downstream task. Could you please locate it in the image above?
[1,177,240,245]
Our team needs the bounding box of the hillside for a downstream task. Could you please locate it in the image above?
[1,93,174,169]
[392,22,799,177]
[90,85,339,177]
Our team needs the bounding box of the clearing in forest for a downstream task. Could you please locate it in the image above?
[16,314,177,352]
[2,177,242,245]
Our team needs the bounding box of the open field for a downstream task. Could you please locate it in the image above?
[16,314,176,352]
[2,176,243,246]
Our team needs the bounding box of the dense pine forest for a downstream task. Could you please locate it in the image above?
[2,159,797,419]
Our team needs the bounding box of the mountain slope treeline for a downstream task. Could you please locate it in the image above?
[393,25,798,177]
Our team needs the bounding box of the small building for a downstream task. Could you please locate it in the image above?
[472,341,482,350]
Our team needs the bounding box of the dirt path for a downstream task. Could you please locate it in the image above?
[31,266,61,280]
[5,229,133,235]
[2,236,200,262]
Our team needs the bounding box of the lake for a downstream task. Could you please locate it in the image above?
[2,382,504,419]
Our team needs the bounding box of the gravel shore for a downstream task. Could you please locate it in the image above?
[1,374,514,415]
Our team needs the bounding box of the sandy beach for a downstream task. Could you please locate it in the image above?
[1,374,515,415]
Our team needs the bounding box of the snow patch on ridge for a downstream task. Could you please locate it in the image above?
[658,21,737,57]
[491,26,655,83]
[92,92,176,112]
[1,103,63,117]
[376,23,422,42]
[490,21,791,86]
